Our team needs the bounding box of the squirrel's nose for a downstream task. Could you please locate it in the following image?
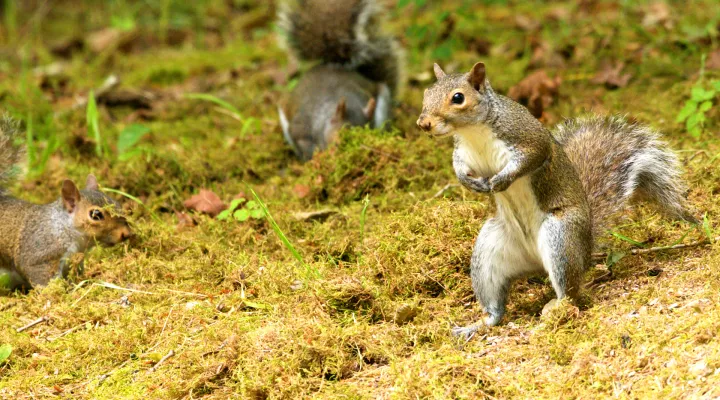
[417,116,432,132]
[119,227,134,242]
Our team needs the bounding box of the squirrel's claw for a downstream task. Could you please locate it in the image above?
[459,174,491,193]
[451,325,479,341]
[489,175,512,193]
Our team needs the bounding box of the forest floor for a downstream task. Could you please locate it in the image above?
[1,1,720,399]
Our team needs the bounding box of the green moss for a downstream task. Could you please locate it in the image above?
[1,0,720,399]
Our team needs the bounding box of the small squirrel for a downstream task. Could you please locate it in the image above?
[277,0,404,161]
[417,63,697,337]
[0,116,133,292]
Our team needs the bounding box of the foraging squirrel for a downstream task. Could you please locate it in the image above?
[0,116,133,292]
[277,0,404,161]
[417,63,698,337]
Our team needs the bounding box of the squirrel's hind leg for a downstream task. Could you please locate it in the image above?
[459,218,537,332]
[537,211,592,304]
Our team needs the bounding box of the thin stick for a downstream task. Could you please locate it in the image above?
[592,236,717,260]
[16,316,49,333]
[430,183,460,199]
[94,281,155,295]
[158,288,208,298]
[98,360,130,385]
[150,350,175,373]
[48,323,85,342]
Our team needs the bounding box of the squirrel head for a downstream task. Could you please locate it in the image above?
[60,175,133,246]
[417,62,494,137]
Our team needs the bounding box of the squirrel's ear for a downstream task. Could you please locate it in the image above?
[363,97,376,120]
[334,98,347,121]
[61,180,81,213]
[468,62,486,91]
[433,63,446,80]
[85,174,99,191]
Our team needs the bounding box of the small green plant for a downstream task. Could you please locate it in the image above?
[24,113,59,176]
[117,124,150,160]
[676,55,720,137]
[397,0,473,61]
[247,186,319,279]
[360,194,370,242]
[86,90,103,157]
[185,93,260,137]
[0,344,11,365]
[217,198,266,222]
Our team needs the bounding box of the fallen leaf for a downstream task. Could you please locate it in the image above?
[642,2,673,29]
[467,37,492,56]
[184,190,227,217]
[515,15,540,31]
[707,48,720,70]
[99,88,157,109]
[507,70,561,118]
[86,28,138,53]
[592,60,632,89]
[49,37,84,58]
[529,38,566,69]
[175,211,197,231]
[292,209,337,222]
[394,304,419,325]
[292,184,311,199]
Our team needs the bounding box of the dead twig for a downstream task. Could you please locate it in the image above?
[430,183,460,199]
[48,322,86,342]
[592,236,717,261]
[16,316,49,333]
[98,360,130,385]
[150,349,176,373]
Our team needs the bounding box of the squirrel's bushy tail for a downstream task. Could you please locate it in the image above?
[278,0,404,96]
[554,116,697,237]
[0,115,23,191]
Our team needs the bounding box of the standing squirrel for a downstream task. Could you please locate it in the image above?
[0,116,133,292]
[417,63,697,337]
[277,0,404,161]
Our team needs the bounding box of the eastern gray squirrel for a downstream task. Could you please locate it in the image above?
[277,0,404,161]
[0,116,133,292]
[417,62,698,337]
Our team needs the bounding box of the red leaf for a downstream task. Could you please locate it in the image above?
[183,189,227,217]
[175,211,197,231]
[292,184,311,199]
[507,70,562,119]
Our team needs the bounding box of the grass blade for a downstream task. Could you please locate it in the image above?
[185,93,243,119]
[360,194,370,242]
[102,187,163,224]
[702,213,714,243]
[86,90,103,157]
[609,231,646,248]
[247,185,319,279]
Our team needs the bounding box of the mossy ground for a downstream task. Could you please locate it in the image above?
[1,1,720,398]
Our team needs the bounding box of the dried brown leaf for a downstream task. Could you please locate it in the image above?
[292,184,311,199]
[592,60,632,89]
[707,48,720,70]
[183,189,227,217]
[642,2,673,29]
[175,211,197,231]
[507,70,561,119]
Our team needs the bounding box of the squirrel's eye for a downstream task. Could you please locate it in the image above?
[90,209,104,221]
[451,93,465,105]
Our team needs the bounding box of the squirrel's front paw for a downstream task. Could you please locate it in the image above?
[461,175,491,193]
[489,175,512,193]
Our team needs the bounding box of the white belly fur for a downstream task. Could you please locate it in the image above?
[456,125,546,265]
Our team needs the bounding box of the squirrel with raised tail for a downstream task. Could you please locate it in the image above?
[0,116,133,292]
[277,0,404,161]
[417,63,698,337]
